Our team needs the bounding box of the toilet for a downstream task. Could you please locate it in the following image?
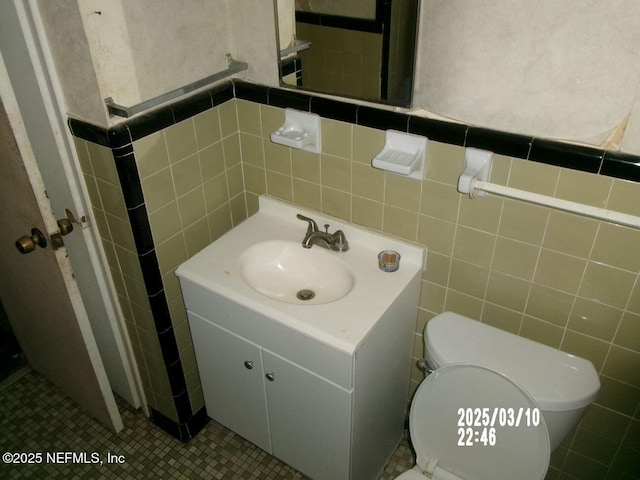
[396,312,600,480]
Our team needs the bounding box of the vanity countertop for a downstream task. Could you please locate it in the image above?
[176,196,425,354]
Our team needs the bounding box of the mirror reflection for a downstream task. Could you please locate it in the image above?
[277,0,419,107]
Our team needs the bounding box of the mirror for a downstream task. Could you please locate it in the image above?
[276,0,419,108]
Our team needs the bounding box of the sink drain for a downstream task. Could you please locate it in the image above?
[296,289,316,301]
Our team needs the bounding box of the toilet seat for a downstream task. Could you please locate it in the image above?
[406,364,549,480]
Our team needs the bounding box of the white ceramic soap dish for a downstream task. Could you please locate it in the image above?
[372,130,427,180]
[270,108,321,153]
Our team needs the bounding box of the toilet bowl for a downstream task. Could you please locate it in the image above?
[396,312,600,480]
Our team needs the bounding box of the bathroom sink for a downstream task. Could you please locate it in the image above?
[239,240,354,304]
[177,196,427,480]
[176,195,425,354]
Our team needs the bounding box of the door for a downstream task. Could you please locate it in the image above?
[0,0,141,408]
[188,312,271,451]
[263,350,352,480]
[0,96,122,431]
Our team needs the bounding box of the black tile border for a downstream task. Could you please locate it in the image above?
[185,405,209,438]
[268,88,311,112]
[113,153,144,208]
[230,80,640,184]
[602,151,640,182]
[171,89,214,124]
[68,82,234,149]
[295,10,382,34]
[148,291,173,333]
[232,81,268,105]
[148,407,181,440]
[127,205,154,254]
[139,251,164,296]
[210,82,235,107]
[378,0,392,101]
[358,105,409,131]
[466,127,533,160]
[68,78,640,186]
[126,108,174,142]
[90,141,197,441]
[149,405,208,443]
[310,96,357,123]
[530,138,603,173]
[68,118,110,147]
[294,0,394,35]
[408,116,467,146]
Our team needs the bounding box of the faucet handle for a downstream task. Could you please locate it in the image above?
[296,214,318,234]
[332,230,349,252]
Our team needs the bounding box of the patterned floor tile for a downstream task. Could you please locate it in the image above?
[0,371,415,479]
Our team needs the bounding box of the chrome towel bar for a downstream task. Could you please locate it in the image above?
[105,54,248,118]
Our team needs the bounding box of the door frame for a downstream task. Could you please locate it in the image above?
[0,0,145,414]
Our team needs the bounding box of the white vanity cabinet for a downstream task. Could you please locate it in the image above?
[175,196,425,480]
[180,281,420,480]
[188,310,351,479]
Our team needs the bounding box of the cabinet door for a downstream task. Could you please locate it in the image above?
[188,312,271,452]
[263,350,352,480]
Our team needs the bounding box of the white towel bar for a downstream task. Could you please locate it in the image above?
[471,179,640,229]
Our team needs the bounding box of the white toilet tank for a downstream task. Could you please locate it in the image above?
[424,312,600,451]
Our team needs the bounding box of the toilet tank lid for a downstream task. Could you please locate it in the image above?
[425,312,600,411]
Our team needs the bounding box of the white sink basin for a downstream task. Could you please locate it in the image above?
[176,196,425,354]
[240,240,355,304]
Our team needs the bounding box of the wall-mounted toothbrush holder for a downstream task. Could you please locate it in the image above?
[372,130,427,180]
[457,148,493,197]
[270,109,321,153]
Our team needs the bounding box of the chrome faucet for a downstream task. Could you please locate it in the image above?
[296,214,349,252]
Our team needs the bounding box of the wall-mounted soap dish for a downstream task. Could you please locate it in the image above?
[270,108,321,153]
[372,130,427,180]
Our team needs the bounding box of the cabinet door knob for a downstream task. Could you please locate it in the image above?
[265,372,275,382]
[244,360,254,370]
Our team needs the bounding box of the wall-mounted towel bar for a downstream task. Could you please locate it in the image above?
[470,179,640,230]
[105,54,248,118]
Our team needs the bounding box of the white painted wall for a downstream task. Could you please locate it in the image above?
[413,0,640,154]
[36,0,105,126]
[227,0,279,87]
[277,0,295,50]
[40,0,640,154]
[39,0,278,127]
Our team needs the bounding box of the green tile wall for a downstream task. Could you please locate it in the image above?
[133,103,249,417]
[236,99,640,480]
[73,137,179,422]
[72,101,249,424]
[296,22,383,101]
[74,97,640,480]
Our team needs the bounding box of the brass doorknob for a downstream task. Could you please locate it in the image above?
[15,228,47,254]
